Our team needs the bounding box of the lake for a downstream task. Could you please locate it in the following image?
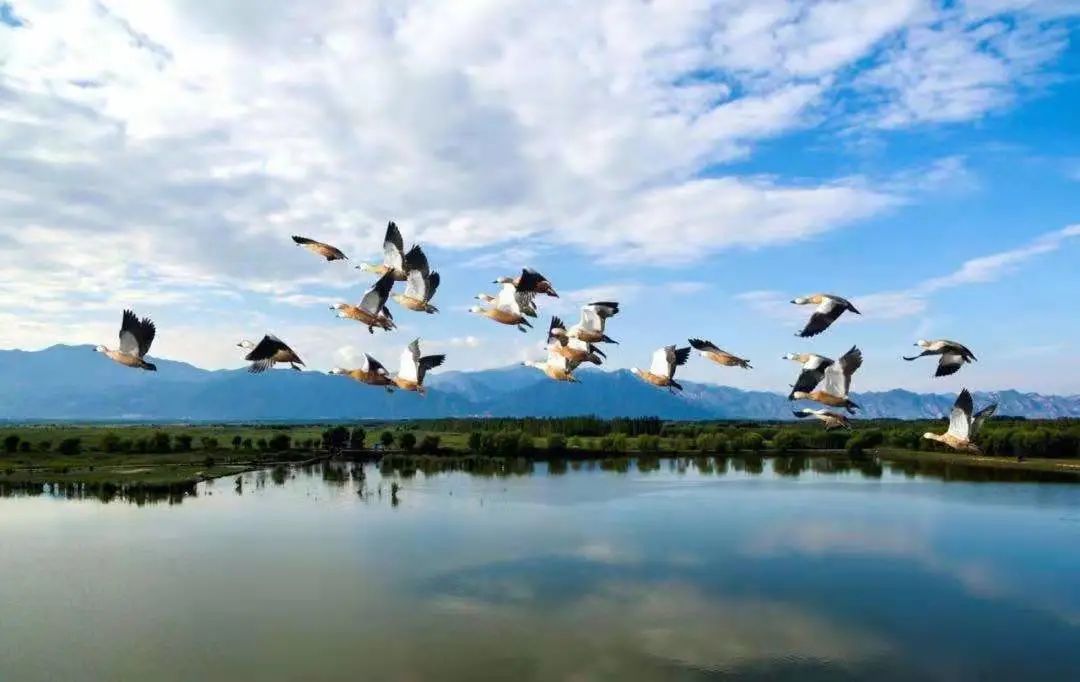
[2,457,1079,681]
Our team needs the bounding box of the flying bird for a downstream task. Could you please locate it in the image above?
[789,346,863,414]
[923,388,997,453]
[470,283,535,332]
[523,347,580,382]
[476,282,537,318]
[292,235,347,261]
[784,352,835,395]
[330,271,396,333]
[496,268,558,297]
[357,221,410,280]
[548,317,604,366]
[904,339,977,377]
[567,302,620,344]
[793,408,852,430]
[238,335,304,373]
[392,245,440,314]
[791,293,860,337]
[392,339,445,395]
[328,354,395,392]
[632,344,691,392]
[96,309,157,371]
[688,338,751,369]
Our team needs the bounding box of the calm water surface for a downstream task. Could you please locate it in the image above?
[2,458,1079,681]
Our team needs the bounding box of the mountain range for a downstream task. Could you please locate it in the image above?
[1,345,1077,422]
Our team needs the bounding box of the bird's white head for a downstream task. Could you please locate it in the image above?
[630,367,642,378]
[94,345,107,353]
[328,368,346,376]
[493,276,513,285]
[468,305,484,314]
[922,432,939,442]
[791,296,810,305]
[790,391,810,400]
[782,353,798,361]
[356,263,377,273]
[237,340,254,350]
[915,339,930,348]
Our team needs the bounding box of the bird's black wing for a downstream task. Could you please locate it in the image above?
[791,366,827,395]
[292,235,315,246]
[672,346,692,367]
[425,272,440,302]
[798,306,844,337]
[936,352,966,377]
[417,354,446,382]
[384,221,404,256]
[136,315,156,357]
[688,338,720,353]
[516,268,547,292]
[245,334,288,362]
[403,244,430,276]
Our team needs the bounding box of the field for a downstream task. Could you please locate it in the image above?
[2,418,1078,497]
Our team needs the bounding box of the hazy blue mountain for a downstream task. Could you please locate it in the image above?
[1,345,1077,421]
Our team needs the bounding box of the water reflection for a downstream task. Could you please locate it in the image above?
[1,458,1078,681]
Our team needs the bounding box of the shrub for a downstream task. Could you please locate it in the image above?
[232,435,243,450]
[772,430,805,453]
[468,432,482,452]
[3,435,20,453]
[200,437,220,451]
[739,432,765,452]
[380,431,395,448]
[418,435,440,453]
[268,433,291,451]
[101,432,122,453]
[547,433,567,453]
[57,438,82,456]
[399,432,417,451]
[173,435,193,452]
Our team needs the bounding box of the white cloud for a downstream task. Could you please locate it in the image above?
[861,224,1080,319]
[0,0,1073,370]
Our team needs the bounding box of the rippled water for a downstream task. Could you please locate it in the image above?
[2,458,1079,681]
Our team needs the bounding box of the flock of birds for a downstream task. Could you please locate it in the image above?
[93,221,999,453]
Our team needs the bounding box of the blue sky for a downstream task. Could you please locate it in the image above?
[0,1,1077,394]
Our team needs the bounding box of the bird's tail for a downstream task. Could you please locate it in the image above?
[143,362,157,372]
[601,335,618,345]
[669,379,684,392]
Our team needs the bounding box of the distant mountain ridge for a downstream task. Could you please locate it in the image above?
[1,345,1077,421]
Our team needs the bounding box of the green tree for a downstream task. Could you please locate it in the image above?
[268,433,291,451]
[101,432,122,453]
[150,432,173,453]
[231,435,242,451]
[57,438,82,456]
[3,434,20,453]
[772,430,805,453]
[739,432,765,452]
[468,431,483,452]
[350,427,367,450]
[547,433,567,453]
[399,432,417,451]
[19,441,30,453]
[37,440,51,453]
[242,438,253,450]
[174,435,193,452]
[380,431,395,448]
[419,435,440,453]
[200,437,220,451]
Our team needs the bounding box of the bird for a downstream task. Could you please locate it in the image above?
[923,388,997,453]
[793,408,852,430]
[783,352,835,395]
[328,354,395,392]
[495,268,558,297]
[475,282,537,318]
[291,235,347,261]
[789,346,863,414]
[567,302,620,344]
[904,339,977,377]
[330,271,396,333]
[632,345,691,392]
[356,221,410,280]
[791,293,860,337]
[237,335,304,373]
[469,283,534,332]
[391,245,440,314]
[523,347,580,382]
[688,338,751,369]
[392,339,445,395]
[547,317,605,366]
[95,309,157,371]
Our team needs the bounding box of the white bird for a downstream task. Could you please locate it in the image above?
[328,353,395,392]
[791,293,860,337]
[631,345,690,392]
[237,335,304,373]
[904,339,977,377]
[392,339,445,395]
[789,346,862,414]
[95,310,157,371]
[330,271,396,333]
[568,302,619,344]
[470,282,534,332]
[793,408,851,430]
[392,246,440,314]
[356,221,411,280]
[523,347,580,383]
[923,389,997,453]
